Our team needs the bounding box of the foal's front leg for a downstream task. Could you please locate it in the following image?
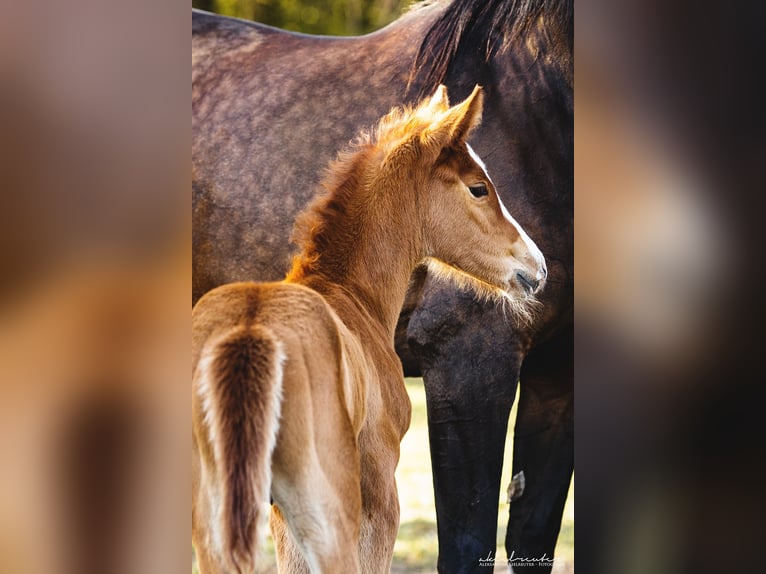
[357,436,401,573]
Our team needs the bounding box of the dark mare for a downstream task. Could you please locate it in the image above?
[192,0,572,571]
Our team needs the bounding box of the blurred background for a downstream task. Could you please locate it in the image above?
[0,1,763,574]
[191,0,409,35]
[576,2,765,574]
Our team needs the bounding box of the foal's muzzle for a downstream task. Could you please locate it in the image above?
[515,265,546,295]
[515,271,540,294]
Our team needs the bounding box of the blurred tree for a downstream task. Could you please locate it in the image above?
[192,0,215,12]
[191,0,411,35]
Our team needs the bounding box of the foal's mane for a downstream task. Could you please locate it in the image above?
[408,0,573,95]
[289,103,431,278]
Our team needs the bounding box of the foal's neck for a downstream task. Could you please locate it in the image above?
[286,169,422,339]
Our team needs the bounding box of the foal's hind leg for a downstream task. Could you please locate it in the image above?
[270,442,362,573]
[269,354,363,573]
[193,440,226,574]
[269,505,309,574]
[271,415,361,574]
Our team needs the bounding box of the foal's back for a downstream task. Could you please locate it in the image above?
[193,281,369,429]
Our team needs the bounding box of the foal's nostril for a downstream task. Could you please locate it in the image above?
[515,272,540,294]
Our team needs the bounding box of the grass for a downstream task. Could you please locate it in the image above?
[192,378,574,573]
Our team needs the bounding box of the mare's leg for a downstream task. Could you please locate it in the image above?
[505,326,573,574]
[407,280,522,573]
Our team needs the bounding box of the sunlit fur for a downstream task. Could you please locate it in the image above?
[288,91,456,277]
[192,85,545,574]
[425,258,541,326]
[289,86,543,323]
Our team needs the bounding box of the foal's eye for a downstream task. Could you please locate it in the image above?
[468,183,488,198]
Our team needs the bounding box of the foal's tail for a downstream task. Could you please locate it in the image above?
[199,324,285,574]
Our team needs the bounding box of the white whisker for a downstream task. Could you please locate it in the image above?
[425,259,541,326]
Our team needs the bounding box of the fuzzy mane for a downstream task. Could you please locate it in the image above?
[408,0,573,96]
[287,102,434,279]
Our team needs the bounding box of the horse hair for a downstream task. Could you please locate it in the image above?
[408,0,573,96]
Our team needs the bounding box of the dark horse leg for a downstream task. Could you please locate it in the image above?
[407,276,523,573]
[505,326,573,573]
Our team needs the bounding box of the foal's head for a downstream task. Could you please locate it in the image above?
[377,85,547,313]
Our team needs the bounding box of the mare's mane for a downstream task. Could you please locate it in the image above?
[409,0,574,95]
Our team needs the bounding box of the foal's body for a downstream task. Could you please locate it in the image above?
[192,87,545,573]
[193,281,400,572]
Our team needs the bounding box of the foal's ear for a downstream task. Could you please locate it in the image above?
[422,85,484,153]
[427,85,450,112]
